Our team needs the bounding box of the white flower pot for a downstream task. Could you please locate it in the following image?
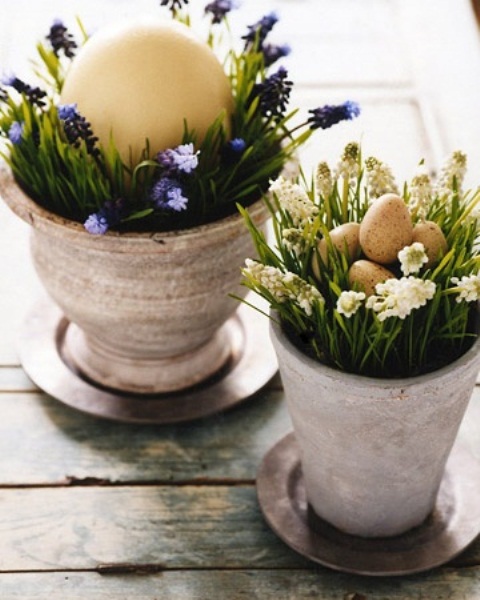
[270,312,480,538]
[0,167,269,394]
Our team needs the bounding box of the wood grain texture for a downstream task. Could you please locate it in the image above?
[0,483,477,573]
[0,389,291,484]
[0,368,37,392]
[0,485,308,571]
[0,569,480,600]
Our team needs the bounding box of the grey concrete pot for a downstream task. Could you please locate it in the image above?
[270,313,480,538]
[0,167,269,393]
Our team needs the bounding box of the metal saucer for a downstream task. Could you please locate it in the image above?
[257,432,480,576]
[18,298,277,424]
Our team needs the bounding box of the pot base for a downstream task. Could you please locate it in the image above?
[64,321,232,394]
[18,296,277,424]
[257,432,480,576]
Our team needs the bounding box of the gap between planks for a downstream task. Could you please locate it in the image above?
[0,479,256,489]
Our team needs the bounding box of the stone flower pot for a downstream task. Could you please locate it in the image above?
[0,167,269,395]
[269,312,480,538]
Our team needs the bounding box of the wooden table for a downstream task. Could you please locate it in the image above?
[1,0,480,597]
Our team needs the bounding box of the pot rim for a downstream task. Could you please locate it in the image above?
[270,308,480,389]
[0,164,268,252]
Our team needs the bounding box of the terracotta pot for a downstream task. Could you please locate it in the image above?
[270,312,480,538]
[0,167,269,393]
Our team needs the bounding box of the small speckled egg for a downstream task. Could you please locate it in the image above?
[348,260,396,296]
[312,222,360,279]
[412,221,448,267]
[359,193,413,264]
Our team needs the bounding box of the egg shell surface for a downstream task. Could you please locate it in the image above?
[318,222,361,264]
[60,17,234,166]
[412,221,448,267]
[312,222,360,280]
[349,259,396,296]
[359,193,413,264]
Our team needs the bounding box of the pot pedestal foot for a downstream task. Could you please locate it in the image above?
[18,296,277,424]
[256,432,480,576]
[64,321,232,394]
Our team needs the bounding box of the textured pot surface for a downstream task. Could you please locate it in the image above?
[270,314,480,538]
[0,167,269,393]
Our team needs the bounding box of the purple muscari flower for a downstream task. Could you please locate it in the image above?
[205,0,238,24]
[8,121,24,144]
[84,199,124,235]
[228,138,246,153]
[156,143,199,175]
[242,12,278,49]
[151,177,188,212]
[84,213,109,235]
[165,186,189,211]
[160,0,189,13]
[307,101,361,130]
[222,137,247,163]
[59,104,99,156]
[253,66,292,122]
[1,74,16,87]
[1,75,47,108]
[57,103,78,121]
[262,43,291,67]
[46,19,77,58]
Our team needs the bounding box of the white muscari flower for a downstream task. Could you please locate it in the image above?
[334,142,360,182]
[243,259,289,302]
[450,273,480,303]
[408,166,432,220]
[336,290,366,318]
[398,242,429,275]
[435,150,467,199]
[283,271,324,316]
[282,227,306,257]
[366,277,436,322]
[365,156,399,200]
[269,176,318,227]
[243,259,323,316]
[316,161,333,199]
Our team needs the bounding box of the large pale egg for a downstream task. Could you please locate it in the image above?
[60,17,234,165]
[359,193,413,265]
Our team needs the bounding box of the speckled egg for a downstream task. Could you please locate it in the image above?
[348,259,396,296]
[312,222,360,278]
[359,193,413,264]
[412,221,448,267]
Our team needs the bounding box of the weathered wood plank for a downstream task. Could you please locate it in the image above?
[0,385,477,485]
[0,368,37,392]
[396,0,480,187]
[0,485,308,571]
[0,568,480,600]
[0,389,291,484]
[0,484,477,573]
[258,0,412,87]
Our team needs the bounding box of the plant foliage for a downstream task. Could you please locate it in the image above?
[240,143,480,378]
